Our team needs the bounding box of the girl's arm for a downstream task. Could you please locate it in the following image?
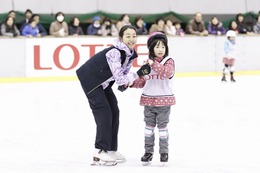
[130,77,146,88]
[151,58,175,78]
[224,41,229,55]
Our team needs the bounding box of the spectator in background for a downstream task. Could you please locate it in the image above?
[0,10,17,35]
[0,16,20,37]
[19,9,33,32]
[133,16,148,35]
[101,17,118,36]
[8,10,16,20]
[186,12,208,36]
[21,18,40,37]
[228,20,239,34]
[31,14,47,36]
[116,14,131,32]
[244,14,256,32]
[164,19,176,36]
[86,16,102,36]
[0,10,16,24]
[68,16,84,36]
[207,16,226,35]
[174,22,185,36]
[235,13,247,34]
[235,13,254,35]
[49,12,68,37]
[253,15,260,34]
[149,17,165,34]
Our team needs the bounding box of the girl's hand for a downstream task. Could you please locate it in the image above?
[147,59,154,66]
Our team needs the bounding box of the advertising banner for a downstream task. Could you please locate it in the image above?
[25,37,149,77]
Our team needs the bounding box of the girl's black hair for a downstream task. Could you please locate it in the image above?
[24,9,32,15]
[31,14,40,19]
[118,25,137,38]
[28,18,36,24]
[236,13,244,22]
[8,10,16,15]
[155,17,165,24]
[55,12,64,19]
[102,17,112,24]
[118,14,128,21]
[4,16,15,32]
[69,16,78,25]
[228,20,237,30]
[134,16,143,25]
[148,38,169,59]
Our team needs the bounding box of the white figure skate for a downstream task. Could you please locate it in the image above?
[108,151,126,163]
[91,149,117,166]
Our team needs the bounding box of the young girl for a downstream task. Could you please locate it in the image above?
[131,32,176,164]
[222,30,236,82]
[76,25,151,165]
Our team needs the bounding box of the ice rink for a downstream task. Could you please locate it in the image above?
[1,75,260,173]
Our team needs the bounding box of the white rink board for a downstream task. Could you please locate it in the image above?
[1,36,260,78]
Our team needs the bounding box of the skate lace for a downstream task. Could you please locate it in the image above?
[98,149,108,154]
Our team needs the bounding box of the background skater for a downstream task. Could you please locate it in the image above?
[222,30,237,82]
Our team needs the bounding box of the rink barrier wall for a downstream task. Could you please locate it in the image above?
[1,35,260,83]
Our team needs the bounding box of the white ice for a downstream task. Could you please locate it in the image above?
[1,75,260,173]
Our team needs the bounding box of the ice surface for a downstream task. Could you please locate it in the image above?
[0,76,260,173]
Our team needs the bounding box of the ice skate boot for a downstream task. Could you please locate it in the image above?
[160,153,168,166]
[108,151,126,163]
[91,149,117,166]
[221,75,227,82]
[141,153,153,166]
[230,76,236,82]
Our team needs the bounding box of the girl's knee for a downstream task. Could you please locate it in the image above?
[144,125,155,137]
[159,127,168,140]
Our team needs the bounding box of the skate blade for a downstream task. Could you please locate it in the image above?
[91,157,117,166]
[160,162,168,167]
[142,162,168,167]
[142,161,151,166]
[91,161,117,166]
[116,158,126,163]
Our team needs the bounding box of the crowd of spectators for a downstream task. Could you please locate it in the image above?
[1,9,260,38]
